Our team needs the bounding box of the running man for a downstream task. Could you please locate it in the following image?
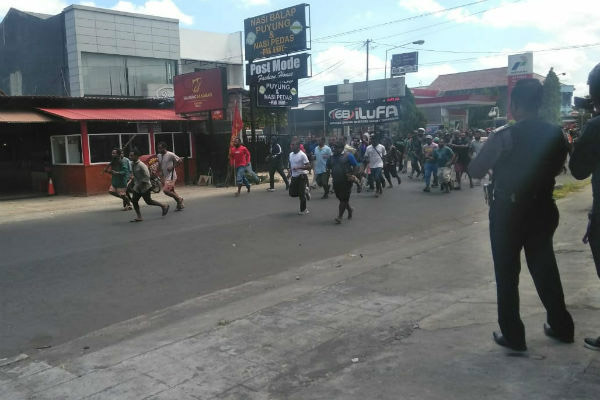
[105,148,132,210]
[129,148,169,222]
[383,140,402,188]
[363,135,386,197]
[408,132,423,178]
[469,130,486,185]
[449,132,473,190]
[230,137,259,197]
[435,138,455,193]
[267,137,289,192]
[313,136,333,199]
[288,139,311,215]
[157,142,184,210]
[422,135,438,192]
[328,139,359,224]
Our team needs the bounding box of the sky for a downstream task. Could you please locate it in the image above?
[1,0,599,97]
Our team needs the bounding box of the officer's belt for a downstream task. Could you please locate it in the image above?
[492,188,541,203]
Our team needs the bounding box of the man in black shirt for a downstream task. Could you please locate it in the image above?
[408,131,423,178]
[267,138,289,192]
[328,139,359,224]
[449,133,473,190]
[569,63,600,351]
[469,78,574,352]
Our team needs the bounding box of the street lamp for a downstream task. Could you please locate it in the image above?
[384,40,425,80]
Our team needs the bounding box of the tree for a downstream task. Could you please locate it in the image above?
[241,101,288,133]
[540,68,562,125]
[389,86,427,140]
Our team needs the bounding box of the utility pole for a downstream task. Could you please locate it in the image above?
[365,39,371,82]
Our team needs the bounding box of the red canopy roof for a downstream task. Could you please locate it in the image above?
[415,94,497,107]
[38,108,192,121]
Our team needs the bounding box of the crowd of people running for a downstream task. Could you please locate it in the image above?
[103,142,185,222]
[103,126,574,226]
[221,126,489,224]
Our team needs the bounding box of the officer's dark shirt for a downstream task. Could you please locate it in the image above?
[469,119,567,200]
[570,115,600,211]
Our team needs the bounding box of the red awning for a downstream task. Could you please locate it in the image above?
[415,94,497,108]
[37,108,196,121]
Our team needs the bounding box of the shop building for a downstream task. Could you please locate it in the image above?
[0,5,246,196]
[0,96,200,196]
[0,5,180,97]
[0,5,245,97]
[414,66,575,129]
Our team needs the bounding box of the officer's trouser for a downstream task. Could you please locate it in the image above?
[588,212,600,278]
[489,197,574,348]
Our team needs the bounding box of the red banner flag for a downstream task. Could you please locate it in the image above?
[230,101,244,147]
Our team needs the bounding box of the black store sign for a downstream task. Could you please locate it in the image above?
[244,4,308,61]
[257,79,298,107]
[326,99,402,126]
[246,53,310,84]
[391,51,419,76]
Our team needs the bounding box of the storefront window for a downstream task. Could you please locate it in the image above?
[121,134,150,157]
[50,135,82,164]
[89,133,151,163]
[89,135,120,163]
[51,136,66,164]
[155,133,191,157]
[81,53,176,97]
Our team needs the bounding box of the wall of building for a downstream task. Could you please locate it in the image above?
[52,164,88,195]
[420,107,442,125]
[63,5,180,97]
[179,29,243,88]
[0,10,67,96]
[180,29,242,64]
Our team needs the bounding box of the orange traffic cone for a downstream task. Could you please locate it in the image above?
[48,177,55,196]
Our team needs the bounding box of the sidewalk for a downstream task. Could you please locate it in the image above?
[0,185,239,224]
[1,188,599,399]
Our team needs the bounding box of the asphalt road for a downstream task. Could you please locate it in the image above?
[0,176,488,358]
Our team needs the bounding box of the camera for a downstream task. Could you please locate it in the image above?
[574,96,595,112]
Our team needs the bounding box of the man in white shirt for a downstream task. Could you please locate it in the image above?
[288,139,312,215]
[157,142,184,210]
[469,130,486,186]
[363,135,387,197]
[312,136,333,199]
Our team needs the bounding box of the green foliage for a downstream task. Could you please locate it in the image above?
[468,105,494,128]
[242,101,288,130]
[389,86,427,140]
[540,68,562,125]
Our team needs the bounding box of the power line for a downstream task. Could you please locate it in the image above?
[397,42,600,58]
[298,42,366,88]
[372,0,523,43]
[312,0,490,42]
[367,42,600,70]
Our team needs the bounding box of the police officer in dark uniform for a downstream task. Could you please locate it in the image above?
[569,63,600,351]
[468,78,574,352]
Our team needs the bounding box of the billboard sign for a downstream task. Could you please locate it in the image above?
[324,77,406,103]
[326,99,402,126]
[391,52,418,76]
[507,52,534,119]
[174,68,227,114]
[244,4,309,61]
[257,79,298,107]
[507,52,533,76]
[246,53,310,84]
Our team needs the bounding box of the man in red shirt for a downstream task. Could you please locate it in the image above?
[230,138,259,196]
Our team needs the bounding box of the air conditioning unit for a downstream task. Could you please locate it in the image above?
[144,84,174,98]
